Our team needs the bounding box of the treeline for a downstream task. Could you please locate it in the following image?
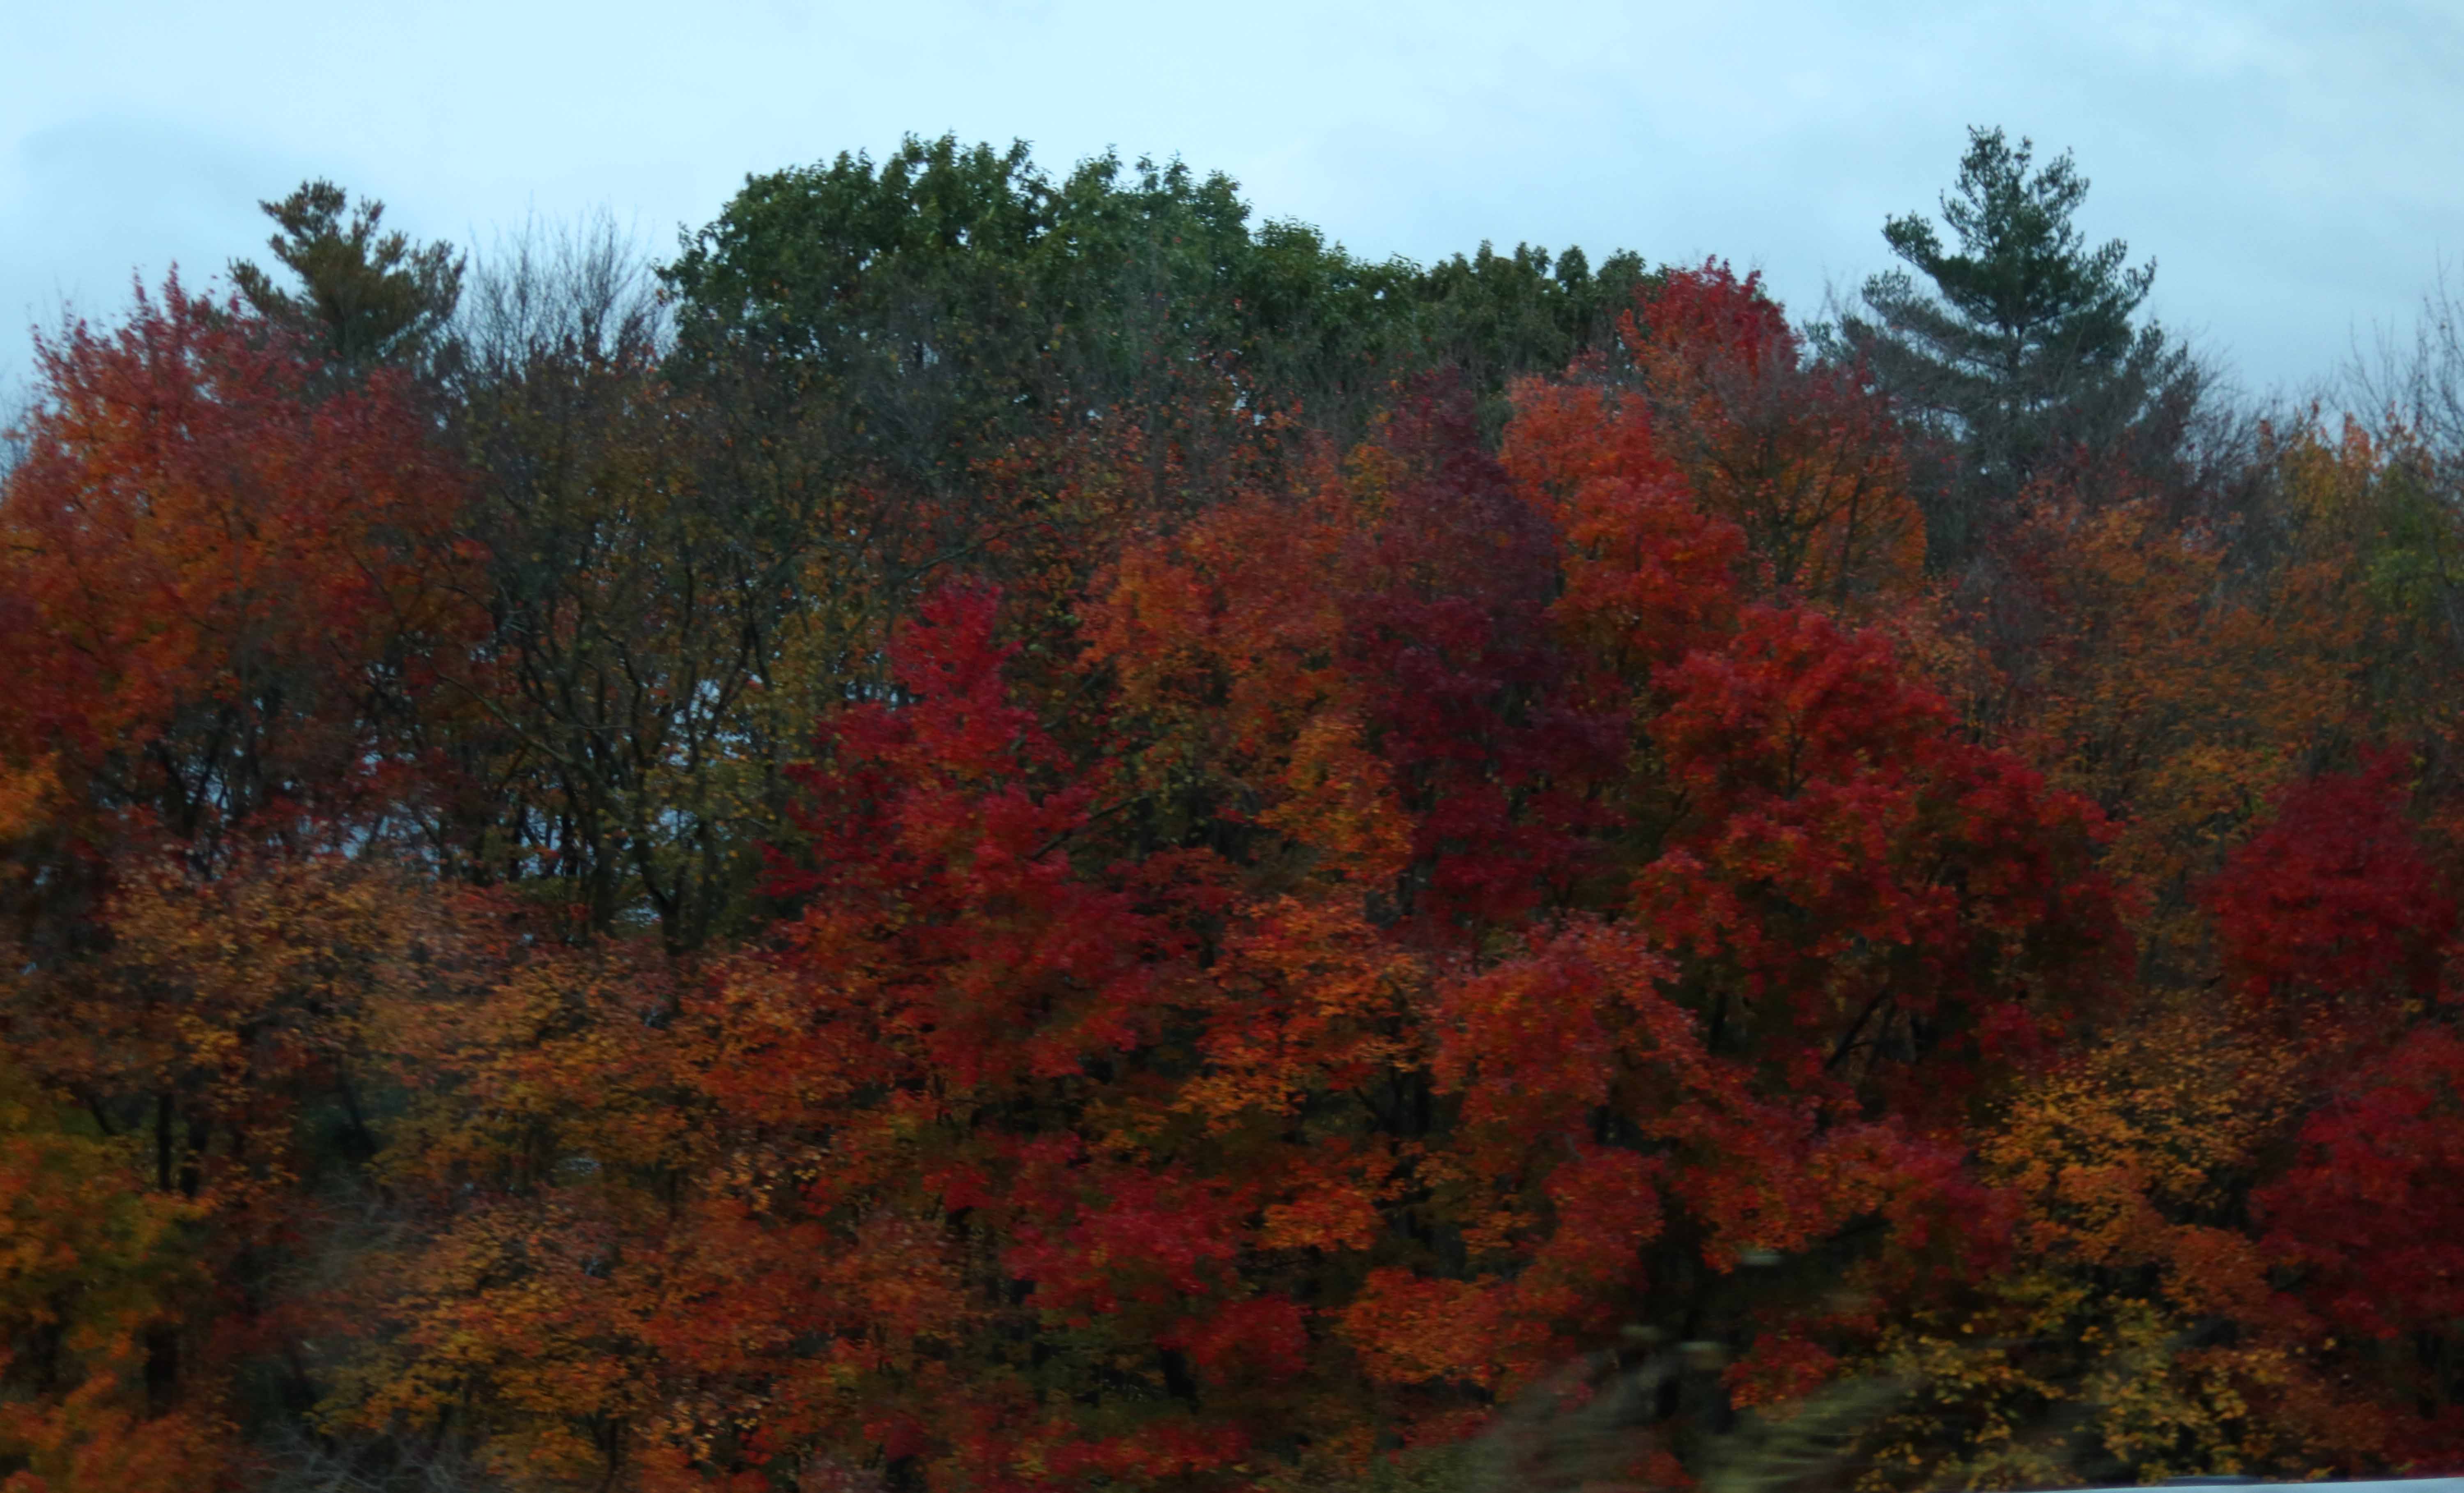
[2,127,2463,1492]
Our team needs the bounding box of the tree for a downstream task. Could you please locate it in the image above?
[0,274,478,919]
[1620,262,1923,607]
[661,134,1649,476]
[1836,127,2195,567]
[443,224,809,949]
[229,179,464,378]
[660,135,1309,489]
[0,1061,230,1493]
[1846,1011,2370,1488]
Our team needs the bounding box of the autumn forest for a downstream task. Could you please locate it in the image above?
[6,127,2464,1493]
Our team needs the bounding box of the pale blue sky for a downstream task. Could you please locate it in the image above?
[8,0,2460,406]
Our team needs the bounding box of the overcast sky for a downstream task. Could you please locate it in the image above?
[8,0,2460,409]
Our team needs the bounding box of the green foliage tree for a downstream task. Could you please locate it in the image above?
[1836,127,2195,566]
[662,136,1277,482]
[1412,239,1650,426]
[662,134,1647,460]
[229,179,464,377]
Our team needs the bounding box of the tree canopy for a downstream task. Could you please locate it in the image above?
[5,130,2463,1493]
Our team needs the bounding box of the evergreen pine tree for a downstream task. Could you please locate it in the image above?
[1837,127,2193,567]
[230,179,464,377]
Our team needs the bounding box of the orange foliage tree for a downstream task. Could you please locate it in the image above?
[0,275,477,901]
[1619,262,1924,608]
